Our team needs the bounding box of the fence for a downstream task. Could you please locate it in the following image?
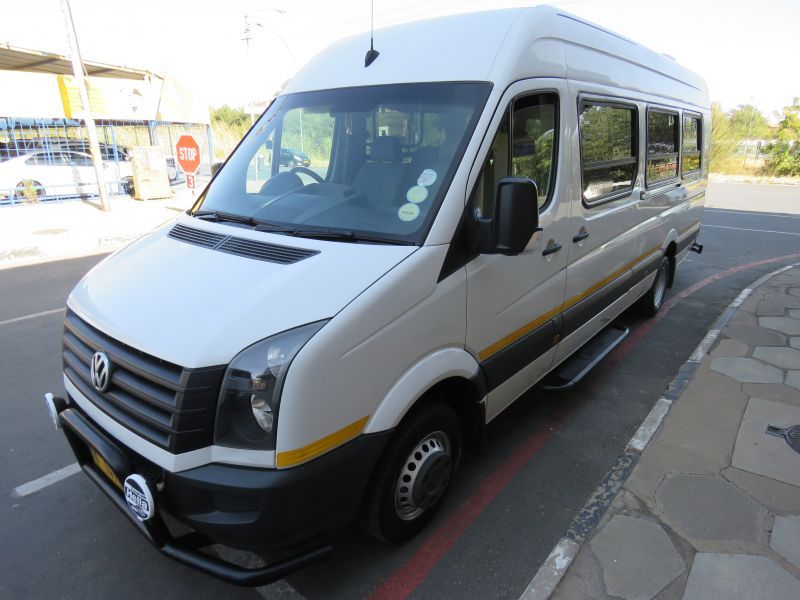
[0,117,212,205]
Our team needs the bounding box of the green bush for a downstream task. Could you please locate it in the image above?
[763,98,800,177]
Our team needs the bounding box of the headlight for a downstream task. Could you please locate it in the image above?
[214,321,327,450]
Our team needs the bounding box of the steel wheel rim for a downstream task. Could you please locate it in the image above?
[394,431,452,521]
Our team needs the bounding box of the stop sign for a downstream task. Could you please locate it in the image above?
[175,135,201,174]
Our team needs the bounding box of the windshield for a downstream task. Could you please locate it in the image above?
[193,82,491,244]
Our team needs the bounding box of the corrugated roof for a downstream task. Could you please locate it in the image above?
[0,43,153,80]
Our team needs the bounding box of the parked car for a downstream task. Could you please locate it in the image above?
[54,140,130,162]
[46,5,708,585]
[279,147,311,167]
[0,150,119,200]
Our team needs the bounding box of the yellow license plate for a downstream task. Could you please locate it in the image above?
[91,448,123,490]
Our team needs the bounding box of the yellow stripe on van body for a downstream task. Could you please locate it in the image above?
[478,304,563,361]
[276,416,370,468]
[478,245,662,361]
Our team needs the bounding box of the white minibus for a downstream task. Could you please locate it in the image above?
[47,5,708,584]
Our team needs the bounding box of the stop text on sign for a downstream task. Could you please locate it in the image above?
[178,147,197,163]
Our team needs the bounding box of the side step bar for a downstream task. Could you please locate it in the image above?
[539,322,629,391]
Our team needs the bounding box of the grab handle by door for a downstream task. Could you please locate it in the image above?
[572,230,590,243]
[542,242,562,257]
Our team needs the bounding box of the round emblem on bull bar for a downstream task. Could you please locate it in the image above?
[90,351,111,393]
[123,474,155,521]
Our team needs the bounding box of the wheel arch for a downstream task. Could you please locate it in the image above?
[365,347,485,446]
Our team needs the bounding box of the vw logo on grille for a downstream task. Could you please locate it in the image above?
[90,351,111,393]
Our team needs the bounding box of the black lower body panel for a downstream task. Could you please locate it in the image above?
[53,395,391,586]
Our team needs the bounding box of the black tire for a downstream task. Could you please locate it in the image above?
[361,402,462,543]
[13,180,43,202]
[636,257,669,317]
[121,177,134,196]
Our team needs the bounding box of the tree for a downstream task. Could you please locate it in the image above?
[211,105,250,130]
[728,104,771,140]
[709,102,737,171]
[764,98,800,176]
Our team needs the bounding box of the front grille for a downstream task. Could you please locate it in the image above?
[62,310,225,454]
[168,223,319,264]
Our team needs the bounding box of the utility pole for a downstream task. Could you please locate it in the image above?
[242,8,290,126]
[242,14,255,125]
[61,0,110,211]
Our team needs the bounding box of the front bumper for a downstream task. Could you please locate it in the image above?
[49,394,391,586]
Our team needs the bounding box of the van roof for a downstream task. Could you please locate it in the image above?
[284,5,708,109]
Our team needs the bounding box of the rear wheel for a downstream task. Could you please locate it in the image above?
[636,257,669,317]
[361,402,462,542]
[121,176,134,196]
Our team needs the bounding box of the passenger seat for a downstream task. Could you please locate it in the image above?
[353,136,406,208]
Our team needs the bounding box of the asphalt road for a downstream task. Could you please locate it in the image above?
[1,183,799,600]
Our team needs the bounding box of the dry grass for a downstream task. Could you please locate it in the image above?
[210,122,249,162]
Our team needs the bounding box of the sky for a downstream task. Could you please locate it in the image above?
[1,0,798,120]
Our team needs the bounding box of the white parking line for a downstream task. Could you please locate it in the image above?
[704,208,800,219]
[12,462,81,497]
[0,307,65,327]
[703,224,800,236]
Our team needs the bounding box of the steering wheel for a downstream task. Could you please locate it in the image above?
[291,166,324,183]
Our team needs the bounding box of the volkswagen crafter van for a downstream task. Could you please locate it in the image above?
[46,5,709,585]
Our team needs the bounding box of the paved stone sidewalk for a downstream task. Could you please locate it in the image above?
[553,267,800,600]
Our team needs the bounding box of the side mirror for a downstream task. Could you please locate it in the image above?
[476,177,541,255]
[211,162,224,176]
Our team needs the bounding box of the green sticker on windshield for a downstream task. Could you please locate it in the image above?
[397,203,420,222]
[406,185,428,204]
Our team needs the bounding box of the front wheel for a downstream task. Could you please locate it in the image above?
[636,257,669,317]
[361,402,462,542]
[13,180,44,202]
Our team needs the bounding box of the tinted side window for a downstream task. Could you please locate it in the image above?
[28,152,66,166]
[646,110,679,185]
[471,93,559,218]
[579,103,637,204]
[65,152,93,166]
[682,115,702,175]
[511,93,558,209]
[470,108,510,219]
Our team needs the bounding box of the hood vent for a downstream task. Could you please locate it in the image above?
[168,223,319,265]
[168,223,226,248]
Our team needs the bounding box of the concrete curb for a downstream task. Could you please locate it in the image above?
[517,262,799,600]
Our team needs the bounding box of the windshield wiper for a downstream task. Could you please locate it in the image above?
[195,211,412,244]
[286,229,414,245]
[252,221,300,233]
[193,211,297,233]
[192,210,260,227]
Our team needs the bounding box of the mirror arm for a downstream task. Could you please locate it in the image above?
[475,213,495,254]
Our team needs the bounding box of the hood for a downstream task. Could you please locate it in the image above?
[68,215,416,368]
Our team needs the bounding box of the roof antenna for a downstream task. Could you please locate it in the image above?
[364,0,380,67]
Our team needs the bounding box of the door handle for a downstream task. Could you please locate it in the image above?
[542,242,562,257]
[572,231,590,243]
